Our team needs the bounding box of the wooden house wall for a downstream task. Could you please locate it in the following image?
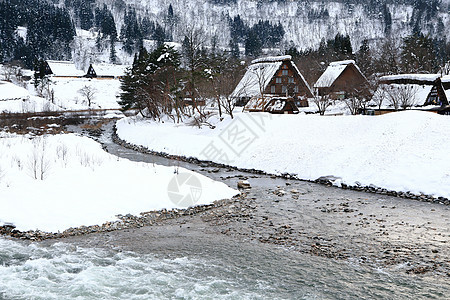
[264,61,312,101]
[331,65,366,93]
[318,65,367,98]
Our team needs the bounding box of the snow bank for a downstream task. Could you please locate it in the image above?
[117,111,450,199]
[0,133,237,232]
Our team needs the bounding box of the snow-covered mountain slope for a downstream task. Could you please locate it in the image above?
[99,0,449,50]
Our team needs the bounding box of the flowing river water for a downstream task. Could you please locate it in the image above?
[0,119,449,299]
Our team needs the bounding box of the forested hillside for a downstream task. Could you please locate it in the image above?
[0,0,449,75]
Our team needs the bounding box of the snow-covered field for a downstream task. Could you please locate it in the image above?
[0,133,237,232]
[0,81,59,114]
[117,111,450,199]
[0,78,123,113]
[48,78,122,111]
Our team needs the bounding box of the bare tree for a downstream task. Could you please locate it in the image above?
[313,94,332,115]
[1,64,15,82]
[78,85,97,108]
[0,165,4,184]
[28,137,51,180]
[372,84,387,110]
[207,56,246,119]
[385,84,419,110]
[181,25,208,117]
[342,84,373,115]
[250,64,271,100]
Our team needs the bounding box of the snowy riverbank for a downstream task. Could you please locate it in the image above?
[0,133,237,232]
[116,110,450,199]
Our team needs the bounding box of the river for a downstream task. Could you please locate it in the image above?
[0,119,449,299]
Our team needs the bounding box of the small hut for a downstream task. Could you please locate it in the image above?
[243,96,299,114]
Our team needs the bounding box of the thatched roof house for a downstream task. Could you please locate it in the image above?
[314,60,368,98]
[85,64,130,79]
[44,60,85,78]
[232,55,313,107]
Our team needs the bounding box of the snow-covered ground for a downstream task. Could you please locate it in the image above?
[0,81,59,114]
[0,74,123,113]
[0,133,237,232]
[117,111,450,199]
[47,78,122,111]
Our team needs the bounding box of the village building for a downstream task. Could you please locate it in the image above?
[368,74,450,115]
[243,96,299,114]
[85,63,130,79]
[314,60,368,99]
[44,60,85,78]
[231,55,313,108]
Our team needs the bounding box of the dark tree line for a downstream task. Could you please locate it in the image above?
[0,0,75,67]
[229,15,285,57]
[286,31,450,86]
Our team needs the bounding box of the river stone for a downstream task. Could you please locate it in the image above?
[237,180,251,189]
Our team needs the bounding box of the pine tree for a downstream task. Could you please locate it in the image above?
[153,23,166,47]
[119,45,182,119]
[109,37,117,64]
[120,7,142,54]
[401,33,436,73]
[356,39,373,78]
[229,39,240,58]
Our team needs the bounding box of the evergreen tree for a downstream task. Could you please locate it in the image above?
[401,32,436,73]
[120,7,143,54]
[229,38,240,58]
[141,16,155,39]
[382,4,392,35]
[356,39,373,78]
[245,30,262,57]
[119,45,182,119]
[109,37,117,64]
[153,23,166,47]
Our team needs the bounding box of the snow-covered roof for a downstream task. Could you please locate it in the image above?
[231,60,283,98]
[314,60,358,88]
[251,55,292,64]
[91,64,130,77]
[441,75,450,83]
[244,96,273,111]
[232,55,312,98]
[371,83,433,108]
[46,60,85,77]
[330,60,355,67]
[0,81,30,101]
[380,74,440,83]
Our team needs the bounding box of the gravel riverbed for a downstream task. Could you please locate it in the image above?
[3,119,449,281]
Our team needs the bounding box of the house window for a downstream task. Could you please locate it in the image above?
[288,77,294,83]
[282,64,288,69]
[282,70,288,76]
[282,86,287,93]
[336,91,345,99]
[294,86,299,93]
[271,85,275,93]
[276,77,282,83]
